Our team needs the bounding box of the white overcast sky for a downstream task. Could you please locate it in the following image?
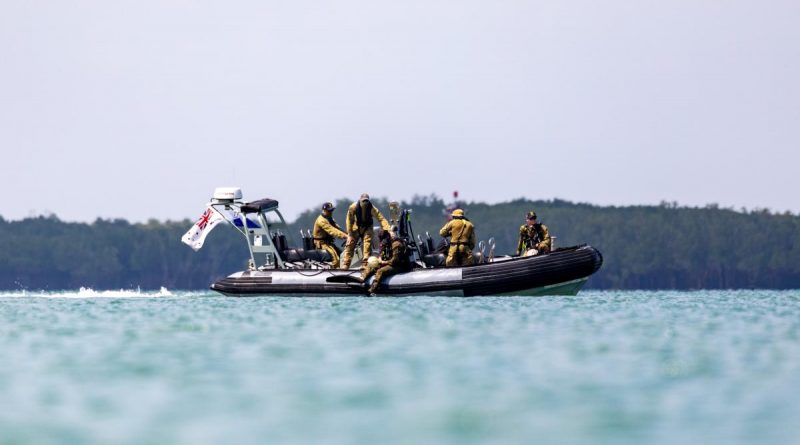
[1,0,798,222]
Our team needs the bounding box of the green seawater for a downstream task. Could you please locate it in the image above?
[1,290,799,445]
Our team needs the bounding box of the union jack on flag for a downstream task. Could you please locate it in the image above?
[197,209,213,230]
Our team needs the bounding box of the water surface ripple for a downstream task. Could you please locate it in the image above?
[1,290,799,444]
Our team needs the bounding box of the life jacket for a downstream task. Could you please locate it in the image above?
[523,224,544,249]
[392,239,411,268]
[354,201,374,229]
[379,237,392,260]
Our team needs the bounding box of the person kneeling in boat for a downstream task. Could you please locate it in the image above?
[340,193,391,271]
[313,202,349,268]
[439,209,476,266]
[362,228,412,294]
[516,210,551,256]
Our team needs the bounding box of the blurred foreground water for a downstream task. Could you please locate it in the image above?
[1,290,798,445]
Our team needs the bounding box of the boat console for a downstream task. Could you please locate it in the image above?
[204,188,348,271]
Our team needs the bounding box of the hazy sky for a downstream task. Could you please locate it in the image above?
[2,0,798,222]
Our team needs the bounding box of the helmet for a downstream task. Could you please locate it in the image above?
[527,210,537,220]
[367,256,380,268]
[451,209,464,217]
[321,202,335,212]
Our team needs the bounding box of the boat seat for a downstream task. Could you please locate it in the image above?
[281,248,333,263]
[423,253,445,267]
[423,252,486,267]
[303,249,333,262]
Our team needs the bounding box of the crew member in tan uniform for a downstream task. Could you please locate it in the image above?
[361,228,412,294]
[516,210,551,256]
[312,202,348,268]
[340,193,391,270]
[439,208,476,266]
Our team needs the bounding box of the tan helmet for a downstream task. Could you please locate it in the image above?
[452,209,465,217]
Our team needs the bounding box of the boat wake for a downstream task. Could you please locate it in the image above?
[0,286,178,298]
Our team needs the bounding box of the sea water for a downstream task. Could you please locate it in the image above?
[0,290,798,445]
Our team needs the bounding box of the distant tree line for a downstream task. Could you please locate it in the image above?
[1,197,799,290]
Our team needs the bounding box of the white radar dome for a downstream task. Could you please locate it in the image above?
[212,187,243,202]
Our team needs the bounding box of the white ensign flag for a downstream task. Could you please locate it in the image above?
[181,207,225,251]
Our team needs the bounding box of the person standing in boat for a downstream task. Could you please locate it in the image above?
[313,202,349,268]
[362,228,412,294]
[439,208,476,266]
[516,210,551,256]
[340,193,391,270]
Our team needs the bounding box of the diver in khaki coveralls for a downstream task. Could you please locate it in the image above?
[516,210,551,256]
[439,209,476,267]
[361,228,412,294]
[340,193,391,270]
[312,202,348,268]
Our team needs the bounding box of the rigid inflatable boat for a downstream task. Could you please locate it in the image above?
[184,188,603,297]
